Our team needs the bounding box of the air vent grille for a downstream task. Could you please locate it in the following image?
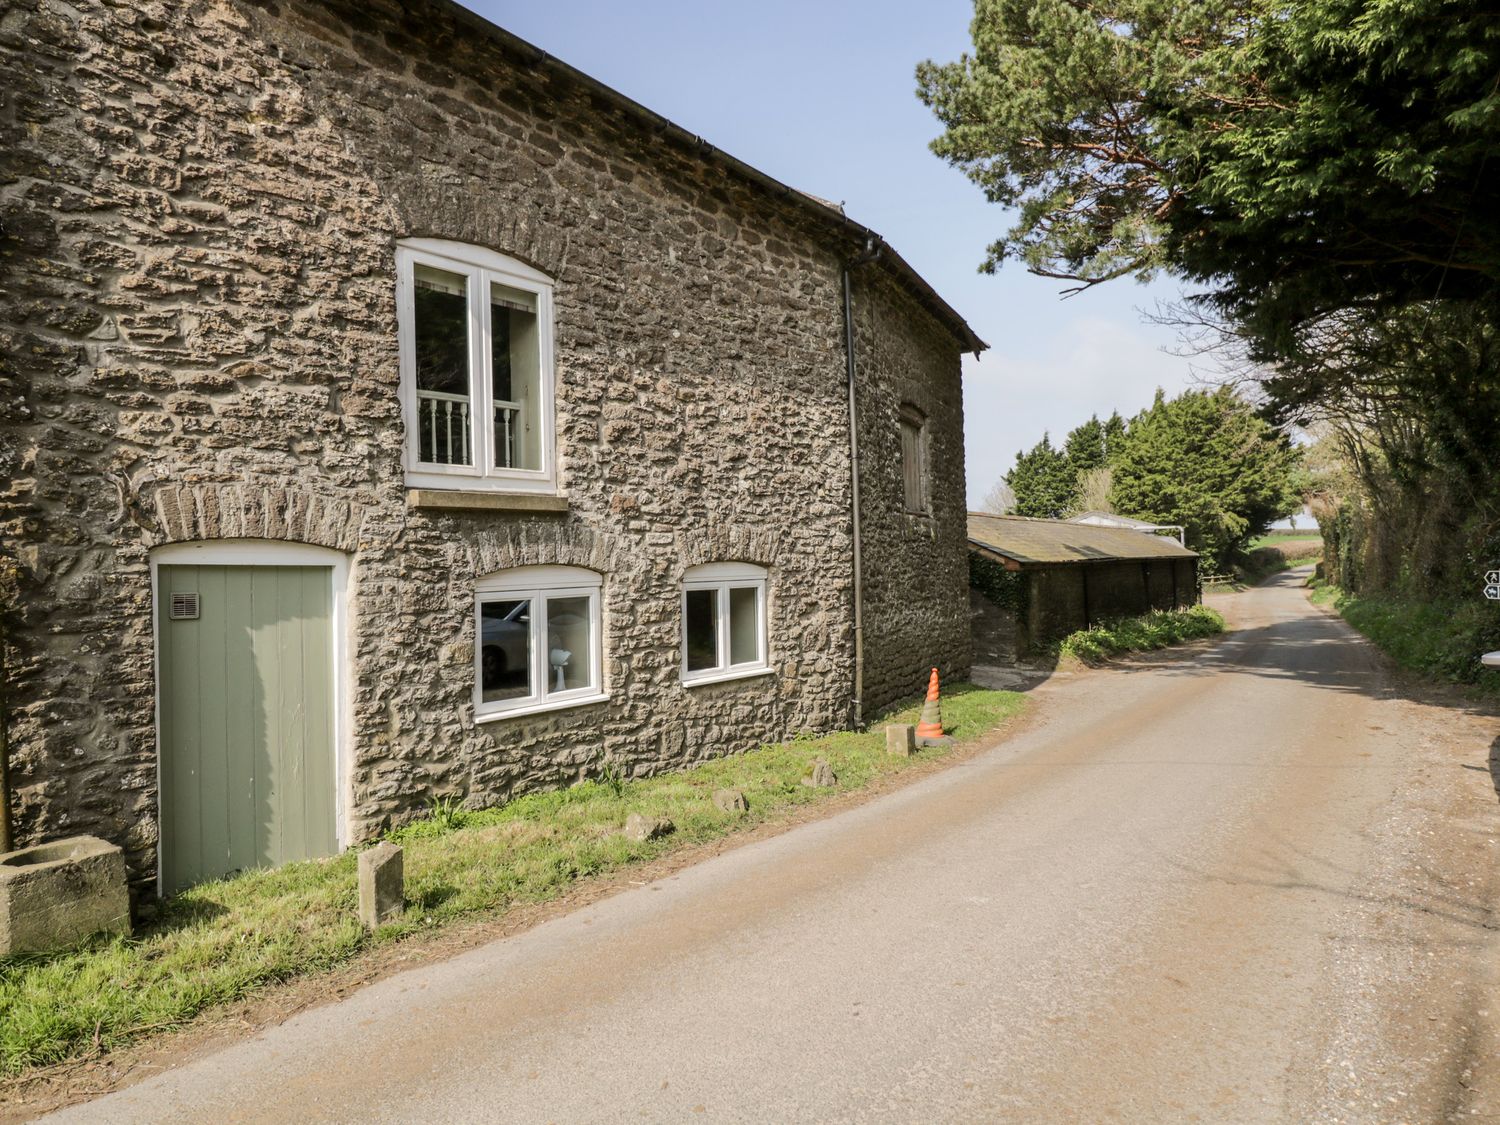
[169,592,200,621]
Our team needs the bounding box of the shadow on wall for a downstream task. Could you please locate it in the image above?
[156,564,337,897]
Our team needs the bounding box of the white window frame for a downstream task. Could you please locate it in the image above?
[680,562,771,687]
[396,238,558,494]
[474,565,606,722]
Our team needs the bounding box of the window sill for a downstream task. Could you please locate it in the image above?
[681,666,774,689]
[408,489,569,514]
[475,691,610,724]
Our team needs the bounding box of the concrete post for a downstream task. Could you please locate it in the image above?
[358,842,404,930]
[886,724,916,757]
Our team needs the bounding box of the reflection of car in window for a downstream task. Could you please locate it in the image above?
[480,603,587,692]
[480,601,530,690]
[474,567,602,718]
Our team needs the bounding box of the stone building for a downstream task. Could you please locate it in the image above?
[0,0,984,891]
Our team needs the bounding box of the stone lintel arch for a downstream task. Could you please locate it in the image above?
[675,526,785,580]
[150,484,365,554]
[387,176,569,281]
[458,524,613,580]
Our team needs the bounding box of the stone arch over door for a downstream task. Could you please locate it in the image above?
[148,484,366,554]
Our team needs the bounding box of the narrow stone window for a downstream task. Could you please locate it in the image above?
[475,566,605,721]
[398,239,557,494]
[680,563,769,686]
[899,403,928,514]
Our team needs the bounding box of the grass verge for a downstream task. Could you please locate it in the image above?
[0,685,1024,1078]
[1055,605,1226,665]
[1308,582,1500,691]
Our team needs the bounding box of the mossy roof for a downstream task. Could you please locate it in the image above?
[968,512,1198,567]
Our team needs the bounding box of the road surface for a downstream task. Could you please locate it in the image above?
[46,571,1500,1122]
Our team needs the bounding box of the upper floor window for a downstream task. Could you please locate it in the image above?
[681,563,770,686]
[899,403,928,514]
[475,565,605,721]
[397,239,557,493]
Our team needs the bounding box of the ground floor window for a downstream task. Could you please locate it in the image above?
[475,565,604,720]
[681,563,769,685]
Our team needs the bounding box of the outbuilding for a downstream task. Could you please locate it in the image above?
[968,513,1199,659]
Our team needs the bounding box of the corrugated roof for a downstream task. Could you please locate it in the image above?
[1069,511,1160,530]
[429,1,987,355]
[968,513,1197,566]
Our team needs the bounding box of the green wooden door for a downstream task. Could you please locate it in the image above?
[157,564,337,892]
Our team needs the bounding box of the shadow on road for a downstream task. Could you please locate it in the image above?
[1092,569,1500,725]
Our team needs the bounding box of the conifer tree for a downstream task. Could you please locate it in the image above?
[1109,388,1300,570]
[1102,412,1126,461]
[1005,434,1074,519]
[1063,416,1107,481]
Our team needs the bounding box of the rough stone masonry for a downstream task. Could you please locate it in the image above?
[0,0,978,889]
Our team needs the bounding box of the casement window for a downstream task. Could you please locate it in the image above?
[397,238,557,493]
[474,566,605,720]
[899,403,928,514]
[681,563,770,686]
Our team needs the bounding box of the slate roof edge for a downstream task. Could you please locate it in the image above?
[966,538,1195,566]
[427,0,988,355]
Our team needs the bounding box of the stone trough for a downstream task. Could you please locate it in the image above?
[0,835,132,956]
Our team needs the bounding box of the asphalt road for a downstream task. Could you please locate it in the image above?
[47,571,1500,1123]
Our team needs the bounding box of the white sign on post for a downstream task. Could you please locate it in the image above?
[1487,570,1500,585]
[1487,585,1500,601]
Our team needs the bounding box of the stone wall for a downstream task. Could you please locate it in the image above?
[0,0,971,882]
[853,268,971,712]
[968,590,1019,665]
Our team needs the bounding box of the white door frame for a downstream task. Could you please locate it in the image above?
[149,539,354,895]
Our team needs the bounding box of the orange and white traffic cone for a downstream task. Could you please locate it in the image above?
[915,667,952,746]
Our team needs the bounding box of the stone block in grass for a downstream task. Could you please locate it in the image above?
[0,835,131,956]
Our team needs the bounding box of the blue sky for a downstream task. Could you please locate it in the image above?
[463,0,1205,506]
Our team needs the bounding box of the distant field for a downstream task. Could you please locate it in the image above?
[1251,533,1321,549]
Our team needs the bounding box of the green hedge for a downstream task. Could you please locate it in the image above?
[1321,587,1500,689]
[1056,605,1226,665]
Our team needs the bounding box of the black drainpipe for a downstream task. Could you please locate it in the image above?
[0,621,11,854]
[842,236,881,729]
